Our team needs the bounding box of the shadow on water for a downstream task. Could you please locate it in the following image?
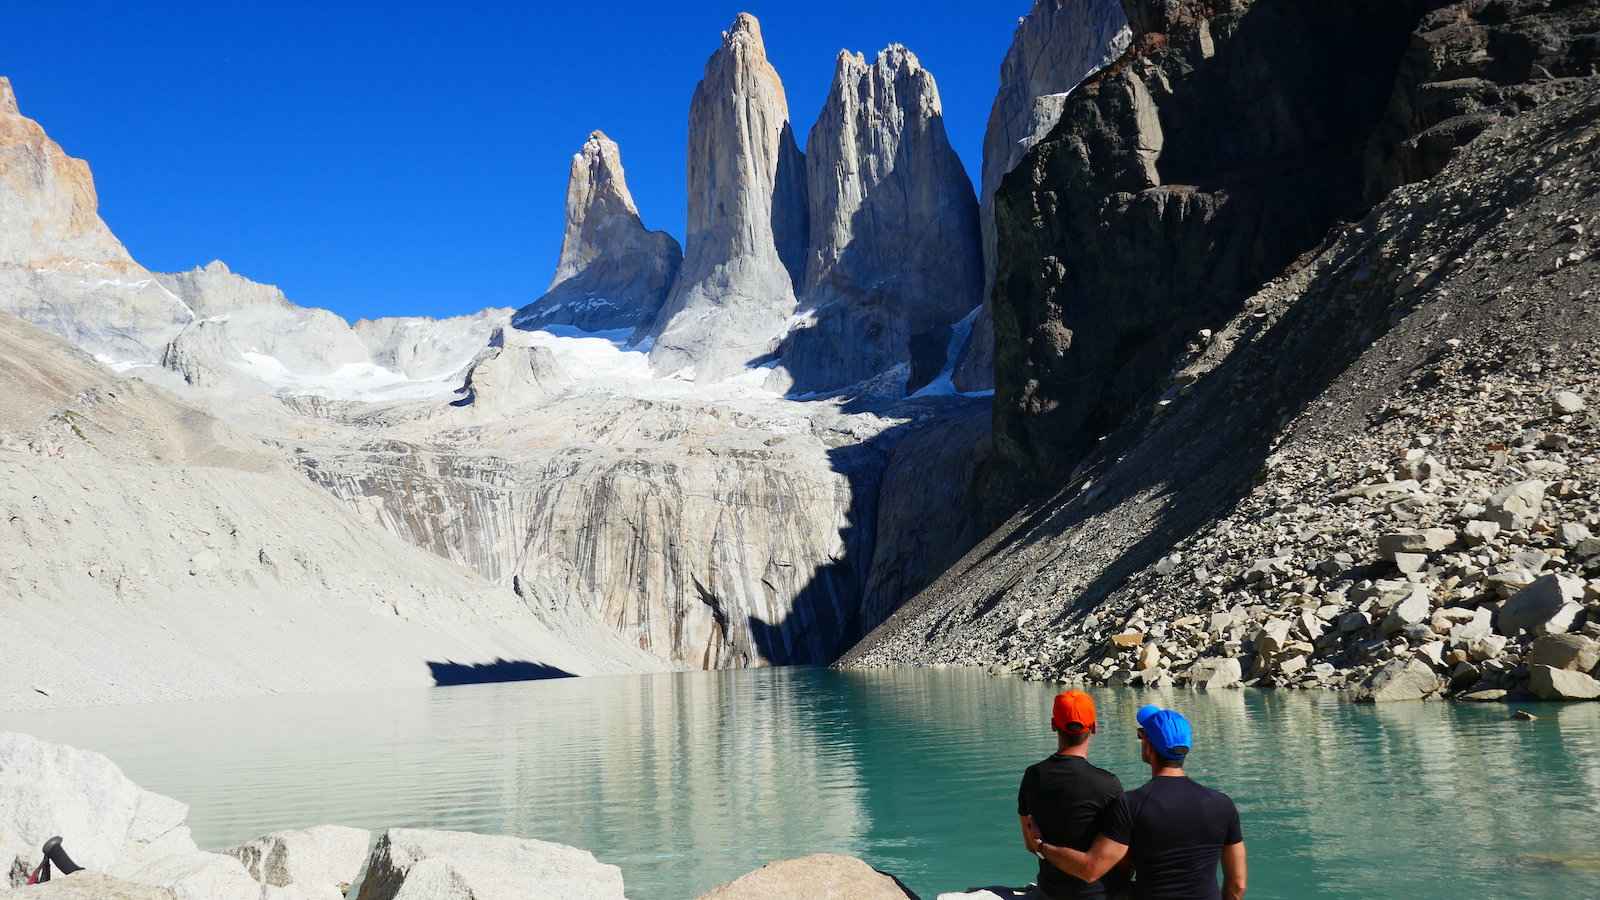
[426,658,575,686]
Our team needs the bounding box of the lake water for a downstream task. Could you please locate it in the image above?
[4,668,1599,899]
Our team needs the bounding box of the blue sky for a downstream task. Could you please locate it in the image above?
[7,2,1022,321]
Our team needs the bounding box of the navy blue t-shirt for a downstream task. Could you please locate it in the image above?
[1103,775,1242,900]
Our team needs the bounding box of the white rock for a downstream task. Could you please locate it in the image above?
[1254,619,1292,653]
[1529,665,1600,701]
[352,828,624,900]
[1526,634,1600,673]
[698,854,911,899]
[1187,657,1243,690]
[1469,634,1510,663]
[1381,587,1432,637]
[1498,574,1585,636]
[1461,521,1501,546]
[1355,658,1441,702]
[0,732,189,873]
[1487,480,1547,531]
[225,825,370,896]
[1552,390,1586,416]
[1377,529,1456,557]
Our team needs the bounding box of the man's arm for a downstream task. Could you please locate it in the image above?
[1039,834,1128,883]
[1019,816,1041,854]
[1222,841,1247,900]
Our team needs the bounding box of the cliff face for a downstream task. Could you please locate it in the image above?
[990,0,1427,480]
[846,0,1600,695]
[0,77,194,362]
[777,46,982,395]
[648,13,809,382]
[953,0,1131,392]
[514,131,682,337]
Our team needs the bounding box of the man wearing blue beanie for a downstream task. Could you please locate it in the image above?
[1036,705,1247,900]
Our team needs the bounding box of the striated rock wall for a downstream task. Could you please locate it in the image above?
[295,394,913,668]
[953,0,1131,392]
[515,131,682,337]
[778,46,981,395]
[648,13,809,382]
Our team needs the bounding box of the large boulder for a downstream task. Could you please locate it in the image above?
[1529,666,1600,701]
[1188,657,1243,689]
[696,854,913,899]
[0,732,189,872]
[225,825,371,899]
[1487,480,1547,532]
[1526,635,1600,674]
[1354,658,1441,703]
[1497,574,1585,637]
[353,828,624,900]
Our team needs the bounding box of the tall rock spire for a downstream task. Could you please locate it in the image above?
[515,130,682,336]
[778,45,981,394]
[952,0,1132,391]
[646,12,809,382]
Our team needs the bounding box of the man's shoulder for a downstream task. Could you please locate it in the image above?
[1081,760,1124,790]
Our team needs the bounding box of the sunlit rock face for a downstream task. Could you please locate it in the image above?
[647,13,809,383]
[0,77,195,362]
[952,0,1131,392]
[777,45,981,396]
[514,131,682,338]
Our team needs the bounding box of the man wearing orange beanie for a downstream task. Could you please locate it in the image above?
[1018,690,1126,899]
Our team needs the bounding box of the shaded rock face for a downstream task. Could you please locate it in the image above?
[991,0,1428,479]
[954,0,1132,392]
[352,308,511,381]
[515,131,682,337]
[648,13,809,382]
[777,45,981,395]
[0,78,193,361]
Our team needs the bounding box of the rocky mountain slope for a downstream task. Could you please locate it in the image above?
[0,313,658,711]
[953,0,1132,392]
[514,131,682,337]
[844,0,1600,703]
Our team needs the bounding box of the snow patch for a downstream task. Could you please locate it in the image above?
[911,306,993,399]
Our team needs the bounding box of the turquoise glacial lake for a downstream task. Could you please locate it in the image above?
[5,668,1599,899]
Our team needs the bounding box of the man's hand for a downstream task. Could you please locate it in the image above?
[1019,816,1043,854]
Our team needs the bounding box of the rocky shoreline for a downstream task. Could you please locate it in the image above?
[0,731,1023,900]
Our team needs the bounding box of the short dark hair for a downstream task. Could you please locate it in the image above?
[1057,728,1090,748]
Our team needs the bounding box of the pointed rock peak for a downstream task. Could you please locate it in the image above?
[725,11,764,45]
[203,259,233,275]
[564,130,641,234]
[875,43,921,73]
[0,77,16,115]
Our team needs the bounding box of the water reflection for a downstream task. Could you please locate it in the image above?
[3,670,1599,899]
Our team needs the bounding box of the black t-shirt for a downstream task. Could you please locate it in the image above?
[1103,775,1243,900]
[1018,754,1124,899]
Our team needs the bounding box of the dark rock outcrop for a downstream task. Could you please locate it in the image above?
[990,0,1431,480]
[515,131,682,337]
[648,13,809,382]
[778,45,981,395]
[954,0,1132,392]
